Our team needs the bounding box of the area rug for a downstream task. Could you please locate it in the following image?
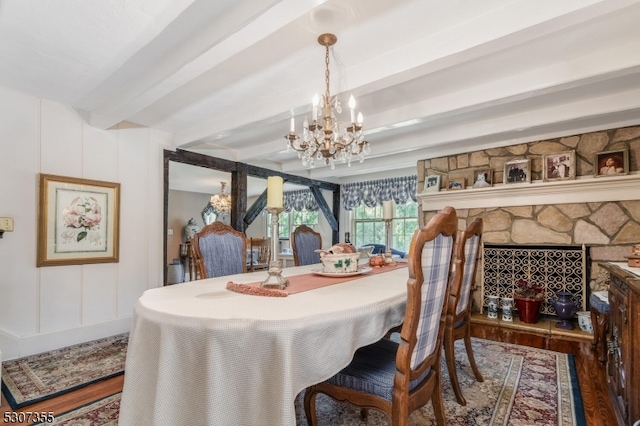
[1,333,128,409]
[47,338,585,426]
[294,337,586,425]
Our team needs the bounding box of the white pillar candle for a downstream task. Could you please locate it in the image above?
[312,94,319,121]
[349,95,356,123]
[383,200,393,220]
[267,176,284,209]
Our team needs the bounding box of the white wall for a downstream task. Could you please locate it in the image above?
[0,87,171,359]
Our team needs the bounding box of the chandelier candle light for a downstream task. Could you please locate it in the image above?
[383,200,396,265]
[262,176,289,289]
[285,33,370,169]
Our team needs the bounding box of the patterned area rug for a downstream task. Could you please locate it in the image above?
[46,338,585,426]
[1,333,128,409]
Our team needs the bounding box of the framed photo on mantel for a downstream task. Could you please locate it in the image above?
[37,174,121,267]
[422,175,441,193]
[595,149,629,177]
[504,158,531,184]
[472,168,493,188]
[543,151,576,181]
[446,177,465,191]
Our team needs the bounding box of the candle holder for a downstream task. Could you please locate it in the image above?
[384,219,396,266]
[261,207,289,289]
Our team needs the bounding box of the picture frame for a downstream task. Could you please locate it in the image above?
[446,177,466,191]
[37,174,120,267]
[472,168,493,188]
[594,149,629,177]
[543,151,576,181]
[504,158,531,184]
[422,175,441,193]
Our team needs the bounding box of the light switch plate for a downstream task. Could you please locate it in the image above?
[0,217,14,231]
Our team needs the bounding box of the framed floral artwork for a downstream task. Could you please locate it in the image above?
[543,151,576,181]
[594,149,629,177]
[422,175,441,193]
[37,174,120,266]
[504,158,531,184]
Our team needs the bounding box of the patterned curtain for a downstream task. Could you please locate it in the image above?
[340,175,417,211]
[283,190,319,212]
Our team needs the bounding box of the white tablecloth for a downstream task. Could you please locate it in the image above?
[118,264,407,426]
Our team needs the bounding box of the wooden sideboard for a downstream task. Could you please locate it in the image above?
[600,262,640,426]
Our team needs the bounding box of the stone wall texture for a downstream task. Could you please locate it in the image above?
[418,125,640,297]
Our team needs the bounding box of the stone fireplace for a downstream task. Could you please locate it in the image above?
[416,125,640,313]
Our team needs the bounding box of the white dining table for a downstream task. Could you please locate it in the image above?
[118,264,408,426]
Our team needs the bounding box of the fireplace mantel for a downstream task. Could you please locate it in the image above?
[418,173,640,211]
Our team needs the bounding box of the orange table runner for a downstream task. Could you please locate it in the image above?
[226,263,407,297]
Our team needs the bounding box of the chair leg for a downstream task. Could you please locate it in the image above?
[303,387,319,426]
[431,375,447,426]
[444,332,466,406]
[463,333,483,382]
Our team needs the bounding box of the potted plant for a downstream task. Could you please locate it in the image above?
[514,278,545,324]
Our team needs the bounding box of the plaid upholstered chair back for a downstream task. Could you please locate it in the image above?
[443,217,484,406]
[291,224,322,266]
[456,219,483,316]
[192,221,247,279]
[405,207,459,370]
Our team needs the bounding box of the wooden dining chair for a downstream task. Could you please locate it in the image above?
[192,221,247,278]
[247,237,270,272]
[443,218,484,406]
[304,206,460,426]
[291,224,322,266]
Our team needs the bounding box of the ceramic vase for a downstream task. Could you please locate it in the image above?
[487,295,499,320]
[501,297,514,322]
[552,291,578,330]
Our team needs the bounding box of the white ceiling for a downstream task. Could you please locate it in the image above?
[2,0,640,191]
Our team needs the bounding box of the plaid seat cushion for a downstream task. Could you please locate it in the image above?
[326,338,429,401]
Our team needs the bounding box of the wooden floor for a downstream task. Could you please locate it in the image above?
[1,318,618,425]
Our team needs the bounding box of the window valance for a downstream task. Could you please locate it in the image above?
[284,190,318,212]
[341,175,417,210]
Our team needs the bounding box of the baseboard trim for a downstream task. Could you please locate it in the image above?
[0,317,131,360]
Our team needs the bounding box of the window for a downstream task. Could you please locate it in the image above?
[269,210,319,239]
[352,201,418,253]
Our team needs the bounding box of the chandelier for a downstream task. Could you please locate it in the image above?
[210,181,231,215]
[285,33,370,169]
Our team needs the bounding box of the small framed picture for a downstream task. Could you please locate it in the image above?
[422,175,441,193]
[543,151,576,181]
[446,177,465,190]
[472,168,493,188]
[594,149,629,177]
[504,158,531,184]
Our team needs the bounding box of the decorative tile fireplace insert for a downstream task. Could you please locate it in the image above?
[482,244,588,316]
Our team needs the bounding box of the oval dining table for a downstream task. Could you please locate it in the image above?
[118,263,408,426]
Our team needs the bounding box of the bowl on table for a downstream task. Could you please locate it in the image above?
[320,253,360,273]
